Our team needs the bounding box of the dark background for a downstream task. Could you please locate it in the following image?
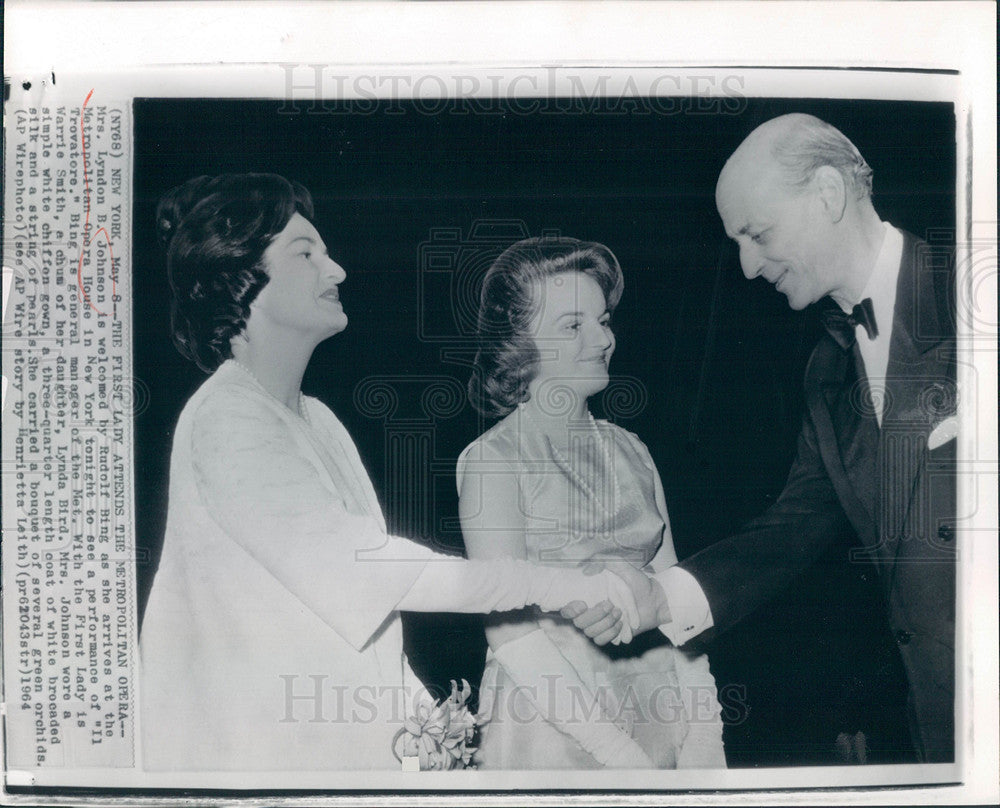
[132,95,955,767]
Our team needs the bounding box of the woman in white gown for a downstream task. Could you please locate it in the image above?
[458,238,726,769]
[139,175,646,772]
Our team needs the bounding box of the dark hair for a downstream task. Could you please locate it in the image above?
[468,237,624,418]
[156,173,314,372]
[771,113,873,200]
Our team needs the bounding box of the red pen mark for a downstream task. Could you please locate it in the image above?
[76,88,118,317]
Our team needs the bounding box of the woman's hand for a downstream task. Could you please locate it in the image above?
[581,719,655,768]
[561,599,625,646]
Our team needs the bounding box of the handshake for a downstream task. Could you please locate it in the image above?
[558,561,673,646]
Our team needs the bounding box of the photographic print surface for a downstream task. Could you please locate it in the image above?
[2,2,996,803]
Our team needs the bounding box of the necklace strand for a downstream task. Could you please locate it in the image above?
[230,358,311,425]
[518,404,620,521]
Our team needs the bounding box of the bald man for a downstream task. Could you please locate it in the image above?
[572,114,957,763]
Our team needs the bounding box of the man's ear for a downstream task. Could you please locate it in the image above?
[813,165,848,223]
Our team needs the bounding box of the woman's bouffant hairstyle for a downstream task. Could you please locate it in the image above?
[468,237,624,418]
[156,173,314,372]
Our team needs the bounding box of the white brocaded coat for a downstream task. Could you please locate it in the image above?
[140,361,435,771]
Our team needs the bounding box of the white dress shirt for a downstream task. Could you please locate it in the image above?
[655,222,903,646]
[852,222,903,426]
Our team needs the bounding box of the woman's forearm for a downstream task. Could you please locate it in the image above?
[396,556,531,612]
[396,557,637,637]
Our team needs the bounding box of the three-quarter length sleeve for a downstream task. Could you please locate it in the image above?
[189,387,433,651]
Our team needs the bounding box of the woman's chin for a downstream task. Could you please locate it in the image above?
[591,385,610,401]
[325,315,349,337]
[577,376,610,400]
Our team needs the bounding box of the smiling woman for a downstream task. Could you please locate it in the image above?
[459,238,725,769]
[248,213,349,338]
[138,175,653,771]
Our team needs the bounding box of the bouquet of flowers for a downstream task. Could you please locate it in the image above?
[392,679,478,770]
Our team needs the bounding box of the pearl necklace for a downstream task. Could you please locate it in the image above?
[230,358,311,425]
[518,403,621,522]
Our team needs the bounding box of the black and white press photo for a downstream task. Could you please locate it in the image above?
[131,92,956,772]
[2,2,996,804]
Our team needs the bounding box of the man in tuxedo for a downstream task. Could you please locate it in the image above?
[573,113,958,763]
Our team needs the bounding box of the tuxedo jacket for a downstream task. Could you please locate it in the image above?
[681,232,957,762]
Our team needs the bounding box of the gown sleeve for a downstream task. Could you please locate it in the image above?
[189,386,434,651]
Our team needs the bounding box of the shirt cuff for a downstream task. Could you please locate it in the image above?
[654,565,714,646]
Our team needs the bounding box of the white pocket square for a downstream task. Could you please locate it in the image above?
[928,416,958,450]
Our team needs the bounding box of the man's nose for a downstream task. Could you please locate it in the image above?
[739,242,764,279]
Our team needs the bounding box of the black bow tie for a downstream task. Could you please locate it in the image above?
[821,298,879,349]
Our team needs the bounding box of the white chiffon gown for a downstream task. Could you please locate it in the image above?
[458,408,726,769]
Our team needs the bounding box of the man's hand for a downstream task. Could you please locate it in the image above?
[562,562,671,645]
